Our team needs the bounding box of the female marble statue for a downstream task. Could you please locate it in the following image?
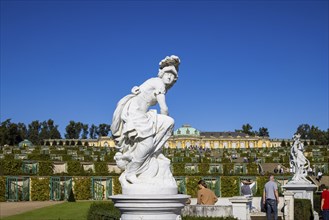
[111,55,180,191]
[290,133,311,183]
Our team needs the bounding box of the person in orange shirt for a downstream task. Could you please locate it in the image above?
[197,180,218,205]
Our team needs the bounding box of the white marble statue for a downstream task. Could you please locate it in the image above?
[111,55,180,194]
[289,133,311,183]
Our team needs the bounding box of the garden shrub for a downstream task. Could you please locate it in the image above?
[112,176,122,195]
[87,202,120,220]
[31,177,50,201]
[294,198,313,220]
[74,177,92,200]
[68,188,76,202]
[220,176,239,197]
[254,176,268,196]
[94,162,109,176]
[182,217,237,220]
[173,163,186,176]
[186,176,202,198]
[198,163,210,175]
[0,176,5,202]
[67,161,84,176]
[223,163,234,176]
[1,159,23,175]
[38,161,54,176]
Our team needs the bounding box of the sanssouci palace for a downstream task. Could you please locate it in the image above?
[42,124,312,149]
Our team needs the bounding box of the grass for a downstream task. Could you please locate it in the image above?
[2,201,95,220]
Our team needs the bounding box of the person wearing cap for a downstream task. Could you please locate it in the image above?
[111,55,180,184]
[197,180,218,205]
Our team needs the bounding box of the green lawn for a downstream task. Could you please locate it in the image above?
[2,201,96,220]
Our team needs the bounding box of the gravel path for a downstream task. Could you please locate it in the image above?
[0,201,65,218]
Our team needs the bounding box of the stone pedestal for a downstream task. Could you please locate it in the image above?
[282,182,317,206]
[283,191,294,220]
[229,196,252,220]
[110,194,190,220]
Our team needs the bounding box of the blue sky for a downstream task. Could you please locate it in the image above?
[1,0,328,139]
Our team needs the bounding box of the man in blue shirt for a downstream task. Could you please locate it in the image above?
[263,175,279,220]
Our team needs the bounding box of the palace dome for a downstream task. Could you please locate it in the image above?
[174,124,200,136]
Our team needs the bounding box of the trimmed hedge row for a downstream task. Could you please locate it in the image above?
[86,202,238,220]
[0,175,291,201]
[294,199,314,220]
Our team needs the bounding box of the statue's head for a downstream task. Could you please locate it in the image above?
[158,55,180,83]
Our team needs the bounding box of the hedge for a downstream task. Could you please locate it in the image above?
[186,176,202,198]
[87,202,120,220]
[0,176,5,201]
[220,176,239,197]
[86,202,238,220]
[38,161,54,176]
[31,177,50,201]
[74,177,92,200]
[294,198,314,220]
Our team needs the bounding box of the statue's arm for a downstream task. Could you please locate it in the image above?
[157,93,169,115]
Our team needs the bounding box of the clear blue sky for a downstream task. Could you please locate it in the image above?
[1,0,328,139]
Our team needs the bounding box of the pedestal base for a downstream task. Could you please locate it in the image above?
[282,181,317,206]
[110,194,190,220]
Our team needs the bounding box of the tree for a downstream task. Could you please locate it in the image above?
[258,127,269,137]
[28,120,41,145]
[17,123,27,141]
[242,123,254,136]
[47,119,61,139]
[296,124,311,139]
[89,124,98,139]
[81,124,89,139]
[0,119,11,145]
[65,121,83,139]
[97,124,111,137]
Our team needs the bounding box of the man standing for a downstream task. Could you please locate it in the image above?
[263,175,279,220]
[197,180,218,205]
[321,185,329,220]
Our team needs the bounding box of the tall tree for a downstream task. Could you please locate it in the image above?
[17,123,27,141]
[0,119,11,145]
[296,124,311,139]
[89,124,98,139]
[258,127,269,137]
[65,121,83,139]
[47,119,61,139]
[97,123,111,137]
[242,123,254,136]
[81,124,89,139]
[27,120,41,145]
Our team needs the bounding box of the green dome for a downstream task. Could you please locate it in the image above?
[19,139,33,148]
[174,124,200,136]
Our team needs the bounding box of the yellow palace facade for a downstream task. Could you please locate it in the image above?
[44,124,287,149]
[166,124,272,149]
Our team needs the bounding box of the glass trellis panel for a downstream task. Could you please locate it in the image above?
[22,177,30,201]
[174,176,186,194]
[106,177,113,198]
[203,176,220,197]
[50,177,61,201]
[6,176,30,201]
[64,177,73,200]
[92,177,105,200]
